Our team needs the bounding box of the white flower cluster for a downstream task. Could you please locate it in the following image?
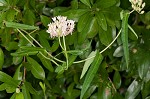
[129,0,145,14]
[46,16,75,38]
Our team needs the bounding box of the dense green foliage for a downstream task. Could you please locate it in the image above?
[0,0,150,99]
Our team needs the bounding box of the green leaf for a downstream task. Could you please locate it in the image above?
[77,12,91,32]
[113,46,123,57]
[94,0,116,8]
[5,41,19,51]
[27,57,45,80]
[37,53,54,72]
[22,84,31,99]
[125,80,142,99]
[98,27,112,46]
[80,0,91,7]
[15,92,24,99]
[83,85,97,99]
[40,15,51,27]
[23,9,35,25]
[13,64,22,80]
[80,50,97,79]
[24,82,37,95]
[0,83,16,93]
[13,56,23,65]
[121,11,130,67]
[50,40,59,52]
[87,17,98,38]
[20,46,45,51]
[0,71,19,87]
[113,71,121,89]
[38,34,51,51]
[0,48,4,70]
[96,12,107,31]
[67,82,75,96]
[128,24,138,39]
[4,21,39,30]
[11,51,38,57]
[98,85,112,99]
[80,52,103,99]
[61,9,88,22]
[1,28,11,46]
[6,9,16,22]
[78,14,93,44]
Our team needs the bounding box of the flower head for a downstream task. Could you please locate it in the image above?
[46,16,75,38]
[129,0,145,14]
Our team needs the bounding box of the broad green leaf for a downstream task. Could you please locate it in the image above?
[0,83,16,93]
[71,0,78,9]
[121,11,130,67]
[13,64,22,80]
[145,96,150,99]
[23,9,35,25]
[4,21,39,30]
[0,71,19,87]
[38,34,51,51]
[5,41,18,51]
[6,9,16,22]
[22,84,31,99]
[87,17,98,38]
[24,82,37,95]
[13,56,23,65]
[77,12,91,32]
[0,48,4,70]
[78,14,93,44]
[96,12,107,31]
[10,93,16,99]
[40,15,51,27]
[67,82,75,96]
[98,27,112,46]
[15,92,24,99]
[37,53,54,72]
[80,52,103,99]
[1,28,11,46]
[80,0,91,8]
[113,71,121,89]
[125,80,142,99]
[61,9,88,22]
[80,50,97,79]
[142,81,150,98]
[113,46,123,57]
[27,57,45,80]
[93,0,116,8]
[50,40,59,52]
[68,55,77,67]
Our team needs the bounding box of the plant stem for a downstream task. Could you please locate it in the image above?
[73,29,122,64]
[62,36,68,70]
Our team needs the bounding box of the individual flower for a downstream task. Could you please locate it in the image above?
[129,0,145,14]
[46,16,75,38]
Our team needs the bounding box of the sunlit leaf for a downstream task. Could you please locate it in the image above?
[0,48,4,70]
[121,11,130,67]
[80,52,103,99]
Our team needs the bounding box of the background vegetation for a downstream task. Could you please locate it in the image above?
[0,0,150,99]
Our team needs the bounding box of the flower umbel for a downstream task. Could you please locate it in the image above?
[129,0,145,14]
[46,16,75,38]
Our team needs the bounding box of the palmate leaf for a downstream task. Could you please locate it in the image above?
[121,11,130,68]
[80,52,103,99]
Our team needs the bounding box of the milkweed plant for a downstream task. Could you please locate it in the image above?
[0,0,149,99]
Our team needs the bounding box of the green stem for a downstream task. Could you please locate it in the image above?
[63,36,68,70]
[20,29,65,63]
[73,29,122,64]
[58,37,64,50]
[17,29,60,66]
